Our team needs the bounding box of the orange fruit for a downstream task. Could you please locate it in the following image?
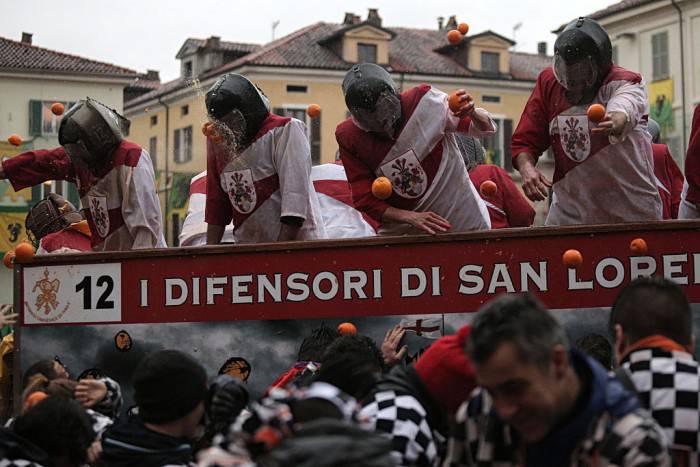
[24,391,48,409]
[630,238,648,255]
[480,180,498,197]
[563,249,583,268]
[447,29,462,45]
[201,122,213,136]
[50,102,65,116]
[14,242,35,263]
[3,251,14,269]
[448,91,463,114]
[458,23,469,35]
[307,104,321,119]
[338,322,357,336]
[371,176,393,200]
[587,104,606,123]
[7,134,22,147]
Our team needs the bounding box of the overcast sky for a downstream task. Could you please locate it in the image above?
[3,0,615,82]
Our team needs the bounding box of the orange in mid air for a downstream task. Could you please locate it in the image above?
[14,242,35,263]
[480,180,498,197]
[338,322,357,336]
[458,23,469,35]
[372,176,393,200]
[448,91,463,114]
[3,251,14,269]
[201,122,214,136]
[563,249,583,268]
[306,104,321,119]
[587,104,606,123]
[51,102,65,116]
[7,134,22,147]
[630,238,648,255]
[447,29,462,45]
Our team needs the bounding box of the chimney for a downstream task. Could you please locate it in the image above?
[437,16,445,31]
[537,41,547,56]
[366,8,382,27]
[205,35,221,49]
[21,32,32,45]
[145,69,160,81]
[343,12,356,25]
[445,15,458,30]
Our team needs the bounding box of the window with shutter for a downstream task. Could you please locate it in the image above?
[503,119,513,172]
[174,129,181,163]
[29,100,42,136]
[651,31,669,81]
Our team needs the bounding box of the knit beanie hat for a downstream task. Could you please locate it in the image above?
[414,325,476,414]
[133,350,208,423]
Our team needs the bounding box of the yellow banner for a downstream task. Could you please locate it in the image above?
[0,212,28,254]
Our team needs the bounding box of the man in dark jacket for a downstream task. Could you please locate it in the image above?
[101,350,207,467]
[445,293,670,467]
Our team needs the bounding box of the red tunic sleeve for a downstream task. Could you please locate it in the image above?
[511,71,552,168]
[684,104,700,204]
[663,147,684,219]
[2,146,75,191]
[204,139,233,226]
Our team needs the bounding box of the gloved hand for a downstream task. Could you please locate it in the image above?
[206,375,250,426]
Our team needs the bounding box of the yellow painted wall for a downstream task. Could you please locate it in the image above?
[342,27,392,64]
[468,37,511,74]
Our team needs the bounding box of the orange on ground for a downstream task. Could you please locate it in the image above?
[371,177,393,200]
[25,391,48,409]
[458,23,469,35]
[50,102,65,116]
[14,242,35,263]
[338,322,357,336]
[447,29,462,45]
[448,91,463,114]
[563,249,583,268]
[7,134,22,147]
[630,238,648,255]
[587,104,606,123]
[3,251,14,269]
[307,104,321,119]
[480,180,498,197]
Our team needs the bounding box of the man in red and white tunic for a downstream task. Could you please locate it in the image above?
[0,99,164,251]
[647,119,683,219]
[679,103,700,219]
[512,18,662,226]
[178,171,235,246]
[204,73,326,243]
[336,63,492,236]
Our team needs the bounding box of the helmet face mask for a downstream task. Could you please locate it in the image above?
[205,74,270,150]
[350,89,401,137]
[59,98,128,174]
[553,17,612,104]
[553,54,598,93]
[212,109,248,157]
[342,63,401,138]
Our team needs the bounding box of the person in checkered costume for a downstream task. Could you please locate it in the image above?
[360,325,476,467]
[611,276,700,466]
[444,293,671,467]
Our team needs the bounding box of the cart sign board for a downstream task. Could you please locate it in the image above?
[19,222,700,326]
[13,221,700,402]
